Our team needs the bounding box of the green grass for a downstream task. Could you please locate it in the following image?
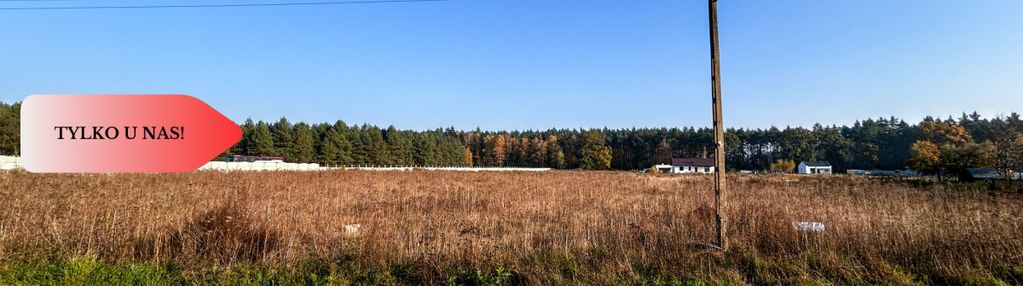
[0,257,180,286]
[0,253,1018,285]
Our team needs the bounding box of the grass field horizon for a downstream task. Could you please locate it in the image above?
[1,170,1021,285]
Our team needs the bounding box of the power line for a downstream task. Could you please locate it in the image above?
[0,0,452,10]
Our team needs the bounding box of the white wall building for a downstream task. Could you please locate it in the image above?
[798,161,832,174]
[656,157,715,174]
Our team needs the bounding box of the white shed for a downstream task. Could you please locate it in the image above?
[798,161,832,174]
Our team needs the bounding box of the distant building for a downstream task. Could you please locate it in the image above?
[964,168,1003,181]
[666,157,716,174]
[798,161,832,174]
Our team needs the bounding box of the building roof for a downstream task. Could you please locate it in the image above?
[671,157,715,167]
[966,168,1003,180]
[800,161,831,167]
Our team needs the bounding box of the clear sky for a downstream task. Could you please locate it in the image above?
[1,0,1021,130]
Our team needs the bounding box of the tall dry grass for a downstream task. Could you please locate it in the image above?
[0,171,1020,284]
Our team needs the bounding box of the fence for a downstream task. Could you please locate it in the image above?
[0,156,551,173]
[0,156,21,171]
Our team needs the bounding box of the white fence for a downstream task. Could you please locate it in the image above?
[0,156,22,171]
[0,156,550,173]
[198,163,552,171]
[197,161,327,171]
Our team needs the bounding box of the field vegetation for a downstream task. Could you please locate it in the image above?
[0,171,1021,285]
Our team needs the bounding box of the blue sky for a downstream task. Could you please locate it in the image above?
[1,0,1021,130]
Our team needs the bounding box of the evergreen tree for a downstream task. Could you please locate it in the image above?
[311,123,330,164]
[0,102,21,155]
[654,139,672,164]
[238,119,256,155]
[318,121,353,166]
[348,127,368,164]
[292,123,315,163]
[251,121,275,156]
[413,133,437,166]
[384,126,413,165]
[360,126,389,164]
[271,117,294,160]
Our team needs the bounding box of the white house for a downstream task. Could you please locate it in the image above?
[798,161,832,174]
[659,157,715,174]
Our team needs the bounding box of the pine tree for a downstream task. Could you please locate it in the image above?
[271,117,294,160]
[319,121,352,166]
[363,126,389,165]
[311,123,330,164]
[654,139,672,164]
[251,121,275,156]
[0,102,20,155]
[292,123,315,163]
[413,133,437,166]
[384,126,413,165]
[348,127,367,164]
[238,119,256,155]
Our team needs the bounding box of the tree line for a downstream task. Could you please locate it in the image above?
[0,101,1020,174]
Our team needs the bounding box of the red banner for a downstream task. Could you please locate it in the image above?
[21,94,241,173]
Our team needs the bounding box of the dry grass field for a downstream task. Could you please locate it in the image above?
[0,171,1021,285]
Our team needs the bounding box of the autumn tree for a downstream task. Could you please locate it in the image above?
[578,131,612,170]
[545,135,565,168]
[517,138,530,166]
[920,119,972,145]
[907,140,942,178]
[940,141,994,180]
[484,135,507,166]
[529,138,547,167]
[769,159,795,174]
[991,130,1023,181]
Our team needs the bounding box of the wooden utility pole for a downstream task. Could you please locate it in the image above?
[708,0,728,250]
